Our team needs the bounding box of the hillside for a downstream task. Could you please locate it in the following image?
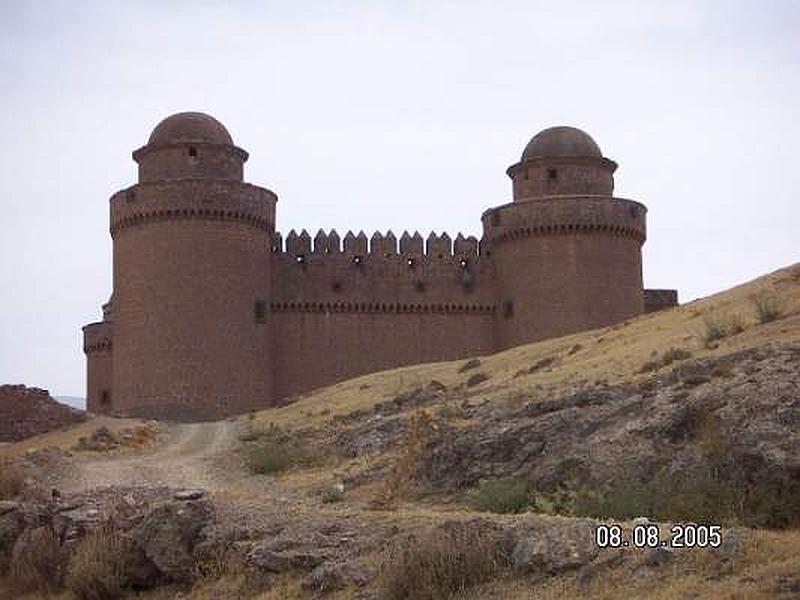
[1,263,799,599]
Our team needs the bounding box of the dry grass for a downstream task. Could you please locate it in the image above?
[0,416,147,461]
[0,459,24,499]
[65,524,130,600]
[8,526,64,594]
[370,410,433,510]
[379,525,510,600]
[254,264,800,433]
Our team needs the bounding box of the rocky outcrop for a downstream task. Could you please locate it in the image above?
[417,343,800,503]
[0,385,85,442]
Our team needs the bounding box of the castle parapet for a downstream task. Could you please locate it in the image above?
[110,180,276,237]
[482,196,646,246]
[644,289,679,313]
[83,321,113,354]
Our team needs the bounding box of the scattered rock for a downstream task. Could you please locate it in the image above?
[458,359,482,373]
[466,373,490,387]
[302,561,372,591]
[642,546,674,568]
[174,489,205,501]
[0,385,85,442]
[511,519,598,574]
[76,426,119,451]
[0,501,19,517]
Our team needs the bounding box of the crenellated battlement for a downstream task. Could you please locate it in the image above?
[274,229,483,258]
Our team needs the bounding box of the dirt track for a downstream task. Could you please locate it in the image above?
[60,420,241,494]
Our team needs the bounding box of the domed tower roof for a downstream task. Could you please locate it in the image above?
[507,125,616,200]
[133,112,247,183]
[147,112,234,146]
[521,126,602,161]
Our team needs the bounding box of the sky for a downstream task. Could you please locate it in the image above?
[0,0,798,398]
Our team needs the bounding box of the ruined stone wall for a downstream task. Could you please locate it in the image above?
[269,230,496,400]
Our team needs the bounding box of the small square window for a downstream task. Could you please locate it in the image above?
[547,168,558,180]
[254,300,266,323]
[188,147,198,158]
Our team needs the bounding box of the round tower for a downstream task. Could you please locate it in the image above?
[484,126,646,350]
[109,112,276,420]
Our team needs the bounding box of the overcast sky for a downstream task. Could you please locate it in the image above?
[1,1,798,398]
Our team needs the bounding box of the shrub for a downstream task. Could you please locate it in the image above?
[244,423,315,475]
[700,313,745,348]
[8,526,64,593]
[468,478,531,514]
[380,525,510,600]
[639,347,692,373]
[66,524,130,600]
[702,316,728,346]
[753,295,783,324]
[370,410,433,510]
[0,460,24,500]
[246,440,294,475]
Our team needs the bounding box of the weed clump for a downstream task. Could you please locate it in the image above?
[753,295,783,324]
[244,423,318,475]
[701,313,745,348]
[639,347,692,373]
[370,410,433,510]
[8,526,64,594]
[379,525,510,600]
[66,524,131,600]
[0,459,24,500]
[468,478,531,514]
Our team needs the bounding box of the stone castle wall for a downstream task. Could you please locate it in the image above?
[270,230,496,398]
[82,115,678,421]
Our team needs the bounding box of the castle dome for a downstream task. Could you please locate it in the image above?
[521,126,602,161]
[147,112,233,146]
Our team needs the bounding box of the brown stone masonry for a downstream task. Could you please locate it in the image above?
[82,116,677,420]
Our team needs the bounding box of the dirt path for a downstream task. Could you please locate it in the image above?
[60,420,242,494]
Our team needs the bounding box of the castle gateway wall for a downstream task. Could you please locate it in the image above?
[82,115,678,420]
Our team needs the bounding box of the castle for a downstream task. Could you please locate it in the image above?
[82,112,677,420]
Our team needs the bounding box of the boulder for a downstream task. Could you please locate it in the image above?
[130,499,214,582]
[511,519,598,574]
[302,561,372,592]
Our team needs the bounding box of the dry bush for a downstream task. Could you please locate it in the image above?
[370,410,433,510]
[639,347,692,373]
[8,526,64,594]
[701,313,745,348]
[753,295,783,324]
[245,423,321,475]
[66,524,130,600]
[0,460,24,500]
[380,525,510,600]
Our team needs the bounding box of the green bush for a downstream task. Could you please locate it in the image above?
[468,478,531,514]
